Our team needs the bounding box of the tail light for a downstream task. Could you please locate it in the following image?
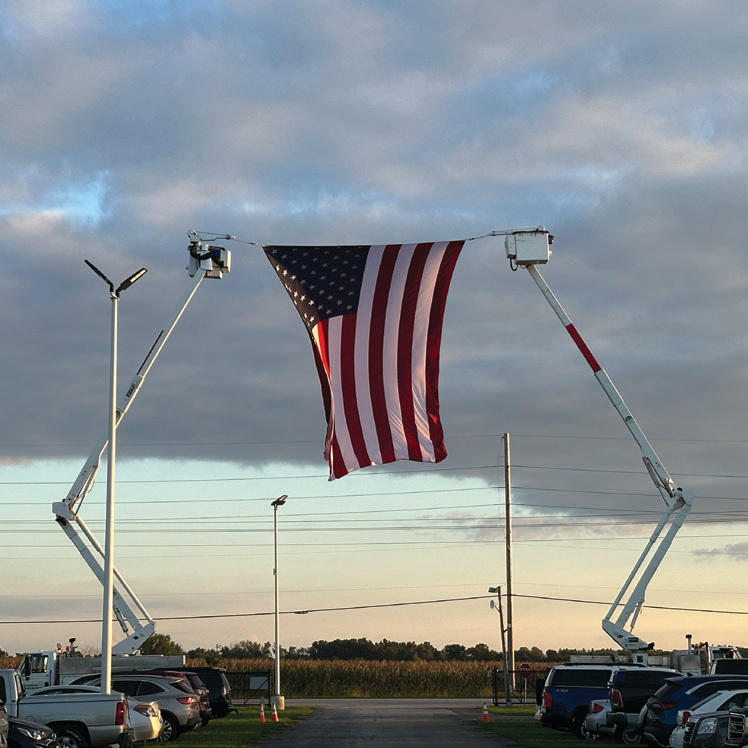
[652,701,677,711]
[177,696,196,704]
[134,704,157,718]
[115,701,126,726]
[611,689,624,710]
[591,702,606,714]
[544,691,552,708]
[682,711,691,724]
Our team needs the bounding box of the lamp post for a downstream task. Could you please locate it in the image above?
[85,260,147,693]
[271,494,288,711]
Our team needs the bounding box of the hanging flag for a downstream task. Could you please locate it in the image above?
[264,241,464,479]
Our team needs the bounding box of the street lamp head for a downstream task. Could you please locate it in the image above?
[271,494,288,508]
[85,260,114,292]
[488,586,500,594]
[116,267,147,294]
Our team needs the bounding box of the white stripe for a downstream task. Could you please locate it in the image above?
[384,244,414,460]
[354,246,385,466]
[313,319,355,477]
[411,241,448,461]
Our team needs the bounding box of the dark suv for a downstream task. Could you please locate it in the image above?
[541,663,628,737]
[644,675,748,746]
[180,667,235,719]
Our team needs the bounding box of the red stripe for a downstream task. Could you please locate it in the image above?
[398,243,431,461]
[425,240,463,460]
[565,323,602,372]
[339,313,370,471]
[368,247,398,463]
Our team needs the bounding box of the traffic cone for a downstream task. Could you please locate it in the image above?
[482,702,490,722]
[259,703,265,723]
[271,703,279,722]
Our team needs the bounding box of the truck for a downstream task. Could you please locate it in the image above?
[0,668,133,748]
[51,234,231,657]
[18,641,185,693]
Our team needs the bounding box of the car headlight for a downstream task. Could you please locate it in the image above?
[17,726,49,740]
[696,718,718,735]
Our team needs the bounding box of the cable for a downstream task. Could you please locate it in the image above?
[1,592,745,626]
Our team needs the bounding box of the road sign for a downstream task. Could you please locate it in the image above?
[518,662,532,679]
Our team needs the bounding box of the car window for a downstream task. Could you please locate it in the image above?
[135,681,165,696]
[549,668,612,687]
[111,680,139,697]
[169,680,192,694]
[717,693,748,711]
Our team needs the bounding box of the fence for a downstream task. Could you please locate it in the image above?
[492,667,547,707]
[226,669,273,705]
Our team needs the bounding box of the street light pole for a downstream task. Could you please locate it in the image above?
[85,260,147,694]
[271,494,288,711]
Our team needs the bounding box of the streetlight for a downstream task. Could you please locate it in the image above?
[85,260,147,693]
[271,494,288,711]
[489,586,512,707]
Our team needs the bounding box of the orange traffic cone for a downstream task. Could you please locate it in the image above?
[271,703,279,722]
[259,703,265,723]
[482,702,490,722]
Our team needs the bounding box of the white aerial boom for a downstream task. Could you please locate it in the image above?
[53,232,231,655]
[502,228,693,663]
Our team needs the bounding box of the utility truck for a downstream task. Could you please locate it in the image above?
[503,228,693,664]
[0,668,132,748]
[49,233,231,658]
[18,640,185,693]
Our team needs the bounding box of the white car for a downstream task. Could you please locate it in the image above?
[584,698,617,740]
[669,689,748,748]
[28,685,163,742]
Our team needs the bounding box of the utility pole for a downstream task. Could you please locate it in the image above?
[503,433,514,694]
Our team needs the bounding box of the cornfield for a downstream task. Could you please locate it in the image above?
[206,658,523,698]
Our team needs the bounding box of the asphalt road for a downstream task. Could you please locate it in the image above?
[263,699,505,747]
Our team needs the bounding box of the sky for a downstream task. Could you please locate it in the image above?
[1,0,746,660]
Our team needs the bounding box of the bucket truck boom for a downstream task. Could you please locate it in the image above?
[502,228,693,663]
[52,233,231,654]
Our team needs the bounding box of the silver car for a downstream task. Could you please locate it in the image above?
[70,675,199,742]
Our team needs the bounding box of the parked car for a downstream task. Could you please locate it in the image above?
[28,685,162,743]
[178,668,235,719]
[608,667,682,743]
[669,689,748,748]
[8,717,59,748]
[584,698,618,740]
[680,711,730,748]
[540,663,632,737]
[113,671,212,725]
[70,674,199,741]
[644,675,748,747]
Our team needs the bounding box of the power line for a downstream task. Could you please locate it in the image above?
[1,592,745,626]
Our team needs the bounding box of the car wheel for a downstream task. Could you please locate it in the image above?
[157,713,180,742]
[55,725,88,748]
[575,716,599,740]
[620,727,642,745]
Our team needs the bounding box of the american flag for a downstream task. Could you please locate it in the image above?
[264,241,464,479]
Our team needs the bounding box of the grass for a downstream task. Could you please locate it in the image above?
[177,706,315,748]
[479,708,585,748]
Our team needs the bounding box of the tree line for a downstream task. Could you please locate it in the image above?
[139,633,628,665]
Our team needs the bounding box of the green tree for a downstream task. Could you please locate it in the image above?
[139,633,184,656]
[220,640,271,659]
[467,643,500,661]
[442,644,467,661]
